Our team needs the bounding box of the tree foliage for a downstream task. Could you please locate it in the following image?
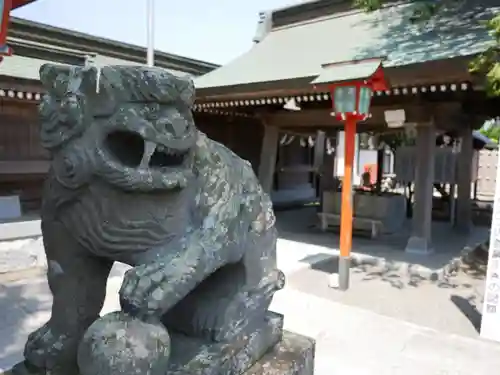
[479,118,500,142]
[354,0,500,96]
[469,13,500,96]
[479,125,500,142]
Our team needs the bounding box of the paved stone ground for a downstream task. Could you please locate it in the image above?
[0,208,497,374]
[287,257,485,338]
[277,207,490,338]
[271,288,500,375]
[2,259,500,375]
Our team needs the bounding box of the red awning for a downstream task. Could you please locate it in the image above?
[12,0,38,10]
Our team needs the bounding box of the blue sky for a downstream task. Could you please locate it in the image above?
[12,0,303,65]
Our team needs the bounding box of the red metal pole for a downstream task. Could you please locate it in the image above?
[338,115,356,290]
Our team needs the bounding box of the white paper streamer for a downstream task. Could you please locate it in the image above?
[84,54,103,93]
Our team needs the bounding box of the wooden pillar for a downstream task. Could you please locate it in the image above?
[314,130,326,201]
[258,125,279,194]
[320,136,336,212]
[405,123,435,254]
[226,118,234,150]
[456,126,473,232]
[375,148,384,193]
[449,183,456,226]
[313,131,326,171]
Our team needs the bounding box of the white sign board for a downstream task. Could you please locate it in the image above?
[480,151,500,342]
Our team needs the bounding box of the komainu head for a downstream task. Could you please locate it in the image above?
[39,64,197,191]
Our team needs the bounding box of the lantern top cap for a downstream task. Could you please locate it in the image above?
[310,57,387,87]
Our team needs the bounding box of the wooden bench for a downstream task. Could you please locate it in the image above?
[317,212,383,239]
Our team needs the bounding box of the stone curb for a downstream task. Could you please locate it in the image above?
[0,266,46,283]
[308,242,488,282]
[350,253,449,281]
[296,250,449,281]
[0,236,46,276]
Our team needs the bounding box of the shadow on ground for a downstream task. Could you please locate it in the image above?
[450,295,482,333]
[275,207,489,274]
[0,271,50,371]
[0,262,129,372]
[285,251,486,338]
[275,207,489,338]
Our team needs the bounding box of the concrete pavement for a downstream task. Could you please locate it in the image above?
[1,238,500,374]
[272,288,500,375]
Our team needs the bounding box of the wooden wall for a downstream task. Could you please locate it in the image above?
[0,100,47,163]
[0,100,47,212]
[195,113,264,173]
[0,109,267,213]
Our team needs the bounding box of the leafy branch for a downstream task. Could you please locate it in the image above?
[354,0,500,96]
[469,14,500,96]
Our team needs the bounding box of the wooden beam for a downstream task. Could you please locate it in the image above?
[431,102,466,131]
[196,57,474,102]
[279,127,338,137]
[278,165,316,173]
[0,161,49,174]
[265,102,460,129]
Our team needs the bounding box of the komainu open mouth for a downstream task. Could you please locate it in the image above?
[105,131,189,169]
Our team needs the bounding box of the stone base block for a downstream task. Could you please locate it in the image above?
[4,313,316,375]
[405,236,434,255]
[244,331,315,375]
[166,312,284,375]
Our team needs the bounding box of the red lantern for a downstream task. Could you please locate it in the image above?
[310,58,388,291]
[0,1,39,58]
[329,81,373,122]
[327,63,387,122]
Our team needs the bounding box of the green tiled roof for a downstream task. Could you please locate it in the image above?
[0,53,192,81]
[195,0,499,89]
[93,55,191,77]
[0,55,55,80]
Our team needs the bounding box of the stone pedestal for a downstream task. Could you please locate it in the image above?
[321,190,406,233]
[164,312,285,375]
[162,312,315,375]
[7,64,314,375]
[5,313,315,375]
[405,235,434,255]
[244,331,315,375]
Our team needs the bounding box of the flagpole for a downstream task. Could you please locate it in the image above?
[146,0,155,66]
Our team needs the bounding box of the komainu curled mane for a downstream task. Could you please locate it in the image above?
[15,64,283,375]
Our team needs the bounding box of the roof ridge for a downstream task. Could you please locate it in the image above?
[269,0,404,29]
[270,5,369,32]
[270,0,345,15]
[9,17,220,69]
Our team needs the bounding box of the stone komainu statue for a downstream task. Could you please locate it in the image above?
[15,64,284,375]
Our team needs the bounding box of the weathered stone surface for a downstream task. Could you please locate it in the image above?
[11,63,287,375]
[166,312,283,375]
[244,331,315,375]
[77,311,171,375]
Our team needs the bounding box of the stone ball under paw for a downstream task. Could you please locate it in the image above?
[77,311,171,375]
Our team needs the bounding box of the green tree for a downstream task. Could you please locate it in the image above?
[479,119,500,142]
[354,0,500,97]
[470,13,500,96]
